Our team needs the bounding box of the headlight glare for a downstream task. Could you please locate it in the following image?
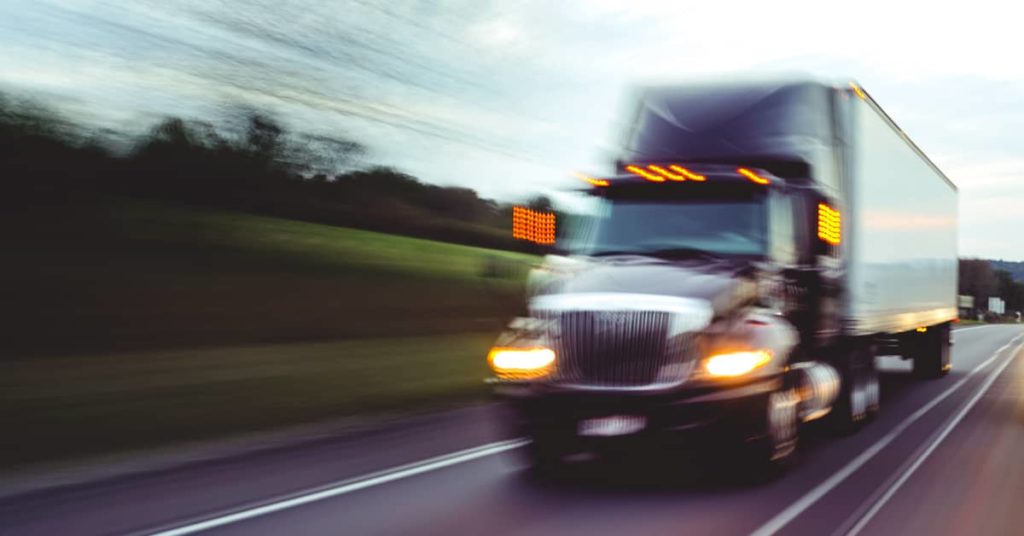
[488,347,555,380]
[703,350,773,378]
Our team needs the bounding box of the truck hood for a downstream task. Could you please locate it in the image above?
[539,258,758,318]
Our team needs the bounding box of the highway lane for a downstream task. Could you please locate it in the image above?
[1,325,1021,535]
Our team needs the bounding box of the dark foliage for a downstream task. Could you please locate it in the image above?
[0,94,540,252]
[959,258,1024,315]
[990,260,1024,283]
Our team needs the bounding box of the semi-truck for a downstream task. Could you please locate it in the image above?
[487,77,958,471]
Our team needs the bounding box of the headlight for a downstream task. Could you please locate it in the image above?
[487,347,555,380]
[703,350,772,378]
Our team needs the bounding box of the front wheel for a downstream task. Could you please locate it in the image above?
[737,388,800,480]
[828,341,878,435]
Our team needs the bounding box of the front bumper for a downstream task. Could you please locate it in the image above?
[493,376,783,448]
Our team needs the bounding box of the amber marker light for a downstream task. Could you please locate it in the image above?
[850,82,867,100]
[916,327,928,333]
[669,165,706,181]
[512,206,556,245]
[647,165,685,181]
[817,203,842,246]
[704,350,773,377]
[737,167,771,185]
[573,172,609,187]
[625,165,666,182]
[487,347,556,380]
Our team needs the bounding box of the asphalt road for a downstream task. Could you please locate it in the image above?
[2,324,1023,536]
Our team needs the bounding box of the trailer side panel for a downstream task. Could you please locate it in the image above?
[846,95,958,335]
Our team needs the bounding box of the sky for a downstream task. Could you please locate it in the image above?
[1,0,1022,259]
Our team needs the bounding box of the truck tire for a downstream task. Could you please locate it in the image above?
[913,323,951,379]
[734,388,800,481]
[828,342,876,435]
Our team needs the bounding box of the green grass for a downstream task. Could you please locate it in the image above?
[0,195,536,469]
[1,196,537,356]
[0,333,496,469]
[103,197,535,281]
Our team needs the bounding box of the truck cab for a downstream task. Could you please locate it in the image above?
[491,165,844,470]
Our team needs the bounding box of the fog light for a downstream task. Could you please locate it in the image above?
[488,347,555,380]
[704,350,772,377]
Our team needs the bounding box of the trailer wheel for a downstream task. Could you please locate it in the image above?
[828,342,875,435]
[912,323,951,379]
[865,361,881,418]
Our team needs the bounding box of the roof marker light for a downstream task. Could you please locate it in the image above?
[625,165,666,182]
[573,172,609,187]
[850,82,867,100]
[737,167,771,185]
[647,164,685,181]
[669,165,706,181]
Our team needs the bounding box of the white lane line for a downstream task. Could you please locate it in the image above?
[750,332,1024,536]
[148,439,527,536]
[953,324,1003,336]
[845,338,1024,536]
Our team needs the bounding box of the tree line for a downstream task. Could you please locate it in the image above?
[959,258,1024,317]
[0,93,552,252]
[4,93,1019,281]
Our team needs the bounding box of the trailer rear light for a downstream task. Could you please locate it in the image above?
[573,172,609,187]
[737,167,771,185]
[817,203,842,245]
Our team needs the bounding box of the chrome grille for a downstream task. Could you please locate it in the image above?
[543,310,696,387]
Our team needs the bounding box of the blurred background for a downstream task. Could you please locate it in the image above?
[2,0,1023,472]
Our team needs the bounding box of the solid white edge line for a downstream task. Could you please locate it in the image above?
[953,325,1002,335]
[845,338,1023,536]
[148,439,527,536]
[750,331,1024,536]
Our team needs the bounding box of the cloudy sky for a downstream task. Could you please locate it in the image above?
[1,0,1022,259]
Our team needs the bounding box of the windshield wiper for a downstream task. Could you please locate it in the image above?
[588,250,647,257]
[645,246,724,260]
[587,247,726,261]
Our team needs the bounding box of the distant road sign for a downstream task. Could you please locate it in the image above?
[989,297,1006,314]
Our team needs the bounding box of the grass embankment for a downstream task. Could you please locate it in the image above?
[0,335,495,468]
[0,197,535,470]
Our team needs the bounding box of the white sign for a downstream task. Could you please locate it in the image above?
[989,297,1006,314]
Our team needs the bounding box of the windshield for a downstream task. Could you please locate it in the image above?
[573,198,768,258]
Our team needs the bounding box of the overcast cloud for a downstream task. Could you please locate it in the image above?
[1,0,1021,258]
